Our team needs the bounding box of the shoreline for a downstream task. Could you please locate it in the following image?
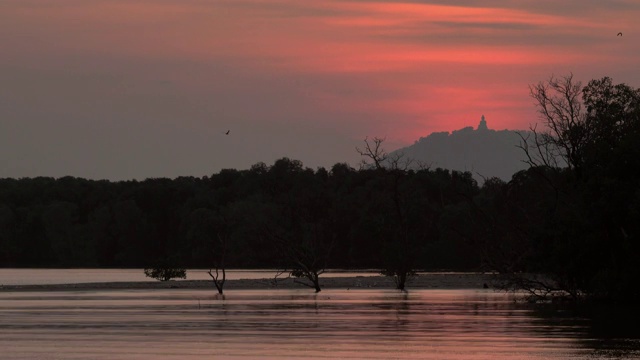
[0,273,496,292]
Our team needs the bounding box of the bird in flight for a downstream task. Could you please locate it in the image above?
[617,32,623,36]
[225,130,230,135]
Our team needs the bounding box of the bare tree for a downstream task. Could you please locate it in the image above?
[186,208,229,295]
[515,74,588,212]
[516,125,563,169]
[356,136,420,171]
[525,73,588,173]
[264,221,333,293]
[207,233,227,295]
[356,136,388,170]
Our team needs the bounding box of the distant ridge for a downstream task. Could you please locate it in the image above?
[389,115,530,182]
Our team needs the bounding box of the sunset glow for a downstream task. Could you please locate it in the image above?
[1,0,639,179]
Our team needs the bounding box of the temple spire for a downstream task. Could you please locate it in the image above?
[477,114,488,131]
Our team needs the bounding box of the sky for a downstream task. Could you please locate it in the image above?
[1,0,639,180]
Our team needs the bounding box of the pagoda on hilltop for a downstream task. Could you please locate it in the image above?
[477,115,488,131]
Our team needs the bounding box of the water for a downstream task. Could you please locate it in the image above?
[0,268,378,286]
[1,270,638,359]
[1,288,639,359]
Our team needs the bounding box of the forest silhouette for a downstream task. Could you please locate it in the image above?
[1,75,639,303]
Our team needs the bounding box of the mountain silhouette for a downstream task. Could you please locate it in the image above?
[389,115,530,182]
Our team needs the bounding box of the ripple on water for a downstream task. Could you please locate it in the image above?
[0,289,638,359]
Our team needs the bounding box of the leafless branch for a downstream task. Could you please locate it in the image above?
[356,136,388,170]
[528,73,589,172]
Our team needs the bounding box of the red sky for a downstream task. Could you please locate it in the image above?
[1,0,639,179]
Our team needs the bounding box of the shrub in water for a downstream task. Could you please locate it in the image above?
[144,267,186,281]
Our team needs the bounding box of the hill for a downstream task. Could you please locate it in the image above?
[389,116,530,181]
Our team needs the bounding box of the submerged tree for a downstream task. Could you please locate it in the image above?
[356,137,439,291]
[265,161,335,292]
[268,220,334,292]
[185,208,228,294]
[144,260,186,282]
[229,158,335,292]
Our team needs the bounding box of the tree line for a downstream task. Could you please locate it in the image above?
[0,160,480,272]
[1,74,639,302]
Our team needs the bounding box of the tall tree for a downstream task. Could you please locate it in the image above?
[512,75,640,303]
[356,138,439,290]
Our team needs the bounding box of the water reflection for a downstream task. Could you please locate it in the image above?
[0,289,639,359]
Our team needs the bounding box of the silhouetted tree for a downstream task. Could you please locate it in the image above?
[356,136,388,170]
[144,263,186,281]
[509,74,640,303]
[356,138,439,290]
[185,208,228,294]
[261,160,335,292]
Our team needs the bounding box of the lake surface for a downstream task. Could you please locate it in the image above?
[1,288,639,359]
[0,268,379,286]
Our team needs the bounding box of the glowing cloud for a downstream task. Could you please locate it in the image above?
[1,0,639,179]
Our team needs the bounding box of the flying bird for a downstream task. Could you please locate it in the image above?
[617,32,623,36]
[225,130,230,135]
